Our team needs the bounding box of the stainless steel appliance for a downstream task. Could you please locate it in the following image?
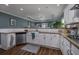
[16,32,26,45]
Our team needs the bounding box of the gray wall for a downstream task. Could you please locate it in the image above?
[0,12,30,28]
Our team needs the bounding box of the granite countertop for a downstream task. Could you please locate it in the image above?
[60,33,79,49]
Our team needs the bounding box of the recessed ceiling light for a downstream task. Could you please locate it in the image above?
[20,8,24,11]
[5,4,9,6]
[57,4,60,6]
[38,8,41,11]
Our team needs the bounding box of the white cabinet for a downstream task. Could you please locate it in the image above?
[26,32,60,48]
[44,34,51,46]
[59,35,63,52]
[64,9,69,24]
[64,5,78,24]
[63,38,71,55]
[26,32,33,43]
[64,10,75,24]
[71,44,79,55]
[33,32,40,44]
[26,32,40,45]
[40,34,59,48]
[39,33,45,45]
[68,10,75,23]
[1,33,16,50]
[59,35,70,55]
[50,34,59,48]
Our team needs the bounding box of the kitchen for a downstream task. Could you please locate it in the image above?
[0,4,79,55]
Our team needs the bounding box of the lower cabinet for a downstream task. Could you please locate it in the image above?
[26,32,33,43]
[26,32,60,48]
[26,32,40,45]
[48,34,59,48]
[63,38,71,55]
[71,44,79,55]
[27,32,79,55]
[59,35,64,53]
[38,33,59,48]
[1,33,16,50]
[60,35,71,55]
[39,33,45,45]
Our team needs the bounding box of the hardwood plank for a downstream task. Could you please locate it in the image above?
[0,44,62,55]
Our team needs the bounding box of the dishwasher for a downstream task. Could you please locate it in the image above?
[16,32,26,45]
[0,33,1,48]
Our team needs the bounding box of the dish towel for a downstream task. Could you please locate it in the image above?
[31,32,35,39]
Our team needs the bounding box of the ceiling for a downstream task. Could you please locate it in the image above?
[0,4,67,22]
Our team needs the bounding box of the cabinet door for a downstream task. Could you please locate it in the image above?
[45,34,51,46]
[26,32,32,43]
[50,34,59,48]
[1,34,8,50]
[39,34,45,45]
[33,32,40,44]
[62,37,70,55]
[64,9,70,24]
[8,33,16,48]
[59,35,64,50]
[59,35,67,54]
[27,32,40,44]
[69,10,75,23]
[1,33,16,50]
[71,44,79,55]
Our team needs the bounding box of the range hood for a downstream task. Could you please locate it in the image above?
[70,4,79,10]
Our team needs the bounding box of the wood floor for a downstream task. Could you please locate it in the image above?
[0,44,62,55]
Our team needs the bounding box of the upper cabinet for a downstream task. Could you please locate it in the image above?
[64,4,79,24]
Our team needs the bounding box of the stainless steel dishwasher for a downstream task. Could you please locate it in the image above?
[0,33,1,45]
[16,32,26,45]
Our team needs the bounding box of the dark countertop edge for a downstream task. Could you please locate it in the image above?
[60,33,79,49]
